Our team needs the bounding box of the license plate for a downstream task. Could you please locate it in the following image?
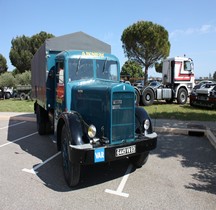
[115,145,136,157]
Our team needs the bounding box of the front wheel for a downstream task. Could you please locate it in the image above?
[177,88,188,104]
[61,125,80,187]
[129,152,149,168]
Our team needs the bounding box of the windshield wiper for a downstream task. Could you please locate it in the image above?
[102,58,108,74]
[76,57,81,75]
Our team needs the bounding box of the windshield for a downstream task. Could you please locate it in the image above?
[96,59,118,81]
[68,58,118,82]
[68,58,93,81]
[184,60,193,71]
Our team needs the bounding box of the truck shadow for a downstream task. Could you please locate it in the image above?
[152,133,216,195]
[7,113,135,192]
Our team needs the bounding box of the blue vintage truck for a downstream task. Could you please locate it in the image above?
[31,32,157,187]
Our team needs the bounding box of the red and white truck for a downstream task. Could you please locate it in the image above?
[135,56,195,106]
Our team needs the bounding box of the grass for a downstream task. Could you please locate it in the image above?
[0,98,34,112]
[0,99,216,122]
[144,101,216,122]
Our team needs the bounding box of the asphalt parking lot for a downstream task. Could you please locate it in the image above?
[0,113,216,210]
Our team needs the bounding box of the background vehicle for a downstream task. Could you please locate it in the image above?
[14,85,32,100]
[192,80,214,92]
[190,82,216,109]
[136,57,195,106]
[31,32,157,187]
[0,87,13,99]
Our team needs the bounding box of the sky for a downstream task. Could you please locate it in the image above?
[1,0,216,78]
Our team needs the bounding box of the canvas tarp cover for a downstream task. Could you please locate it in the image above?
[31,32,111,106]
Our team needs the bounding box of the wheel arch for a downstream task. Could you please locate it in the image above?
[57,112,87,151]
[141,86,155,96]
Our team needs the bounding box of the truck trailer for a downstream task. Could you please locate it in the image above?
[31,32,157,187]
[135,56,195,106]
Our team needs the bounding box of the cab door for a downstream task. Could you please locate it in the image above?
[55,61,65,122]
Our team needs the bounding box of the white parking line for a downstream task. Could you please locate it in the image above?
[22,151,61,174]
[0,121,26,130]
[105,164,133,198]
[0,132,38,148]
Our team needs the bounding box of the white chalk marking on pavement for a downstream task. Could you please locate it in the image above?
[0,132,38,148]
[22,151,61,174]
[0,121,26,130]
[105,164,133,198]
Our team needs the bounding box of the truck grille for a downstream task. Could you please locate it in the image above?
[111,92,135,144]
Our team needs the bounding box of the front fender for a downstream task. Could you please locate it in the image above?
[135,107,153,134]
[57,112,88,150]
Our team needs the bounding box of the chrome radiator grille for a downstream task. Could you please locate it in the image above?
[111,92,135,144]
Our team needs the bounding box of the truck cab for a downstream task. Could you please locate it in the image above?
[31,32,157,187]
[141,56,195,106]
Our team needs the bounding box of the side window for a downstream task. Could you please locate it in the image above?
[57,62,64,84]
[109,62,118,81]
[184,61,191,71]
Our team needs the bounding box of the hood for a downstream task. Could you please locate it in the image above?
[67,79,135,144]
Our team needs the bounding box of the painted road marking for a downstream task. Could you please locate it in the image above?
[22,151,61,174]
[0,132,38,148]
[0,121,26,130]
[105,164,133,198]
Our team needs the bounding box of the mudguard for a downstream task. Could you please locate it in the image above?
[57,112,88,150]
[135,106,153,134]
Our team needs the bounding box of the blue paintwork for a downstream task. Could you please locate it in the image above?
[47,50,136,144]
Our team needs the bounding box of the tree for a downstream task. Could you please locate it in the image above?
[10,35,32,73]
[155,61,163,73]
[0,54,8,73]
[30,31,54,55]
[0,72,15,88]
[213,71,216,81]
[121,20,170,84]
[9,31,54,73]
[14,71,31,85]
[121,60,143,79]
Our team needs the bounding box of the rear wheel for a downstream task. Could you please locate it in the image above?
[5,92,11,99]
[129,152,149,168]
[36,105,47,135]
[142,89,154,106]
[61,125,80,187]
[20,92,26,100]
[135,89,140,105]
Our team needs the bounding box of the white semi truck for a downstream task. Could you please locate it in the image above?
[135,56,195,106]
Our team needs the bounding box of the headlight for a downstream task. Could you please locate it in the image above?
[144,119,150,130]
[88,125,96,138]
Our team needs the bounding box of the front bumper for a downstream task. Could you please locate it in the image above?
[190,95,216,108]
[69,132,157,165]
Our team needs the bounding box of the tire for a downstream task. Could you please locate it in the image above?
[61,125,80,187]
[20,92,26,100]
[129,152,149,168]
[36,105,47,135]
[142,89,155,106]
[5,92,11,99]
[135,89,140,105]
[177,88,188,104]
